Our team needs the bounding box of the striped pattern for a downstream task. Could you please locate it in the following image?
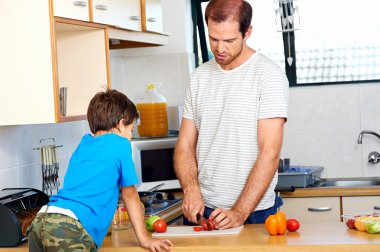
[183,52,288,210]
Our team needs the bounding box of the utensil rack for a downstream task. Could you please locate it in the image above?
[33,138,63,196]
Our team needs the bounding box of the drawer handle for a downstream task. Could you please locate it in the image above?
[74,1,87,7]
[148,17,157,22]
[308,207,332,212]
[95,4,107,11]
[375,206,380,210]
[130,16,140,21]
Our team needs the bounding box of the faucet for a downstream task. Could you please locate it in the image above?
[358,130,380,164]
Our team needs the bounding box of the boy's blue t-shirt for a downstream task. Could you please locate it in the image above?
[49,133,138,247]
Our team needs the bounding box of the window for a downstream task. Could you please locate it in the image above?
[192,0,380,86]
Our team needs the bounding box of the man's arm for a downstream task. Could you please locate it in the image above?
[173,118,203,223]
[210,118,285,229]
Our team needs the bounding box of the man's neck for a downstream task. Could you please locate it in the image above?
[220,47,256,71]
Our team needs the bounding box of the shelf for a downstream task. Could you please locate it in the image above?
[108,27,169,49]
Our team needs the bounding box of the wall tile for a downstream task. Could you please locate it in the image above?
[0,167,18,189]
[0,126,19,169]
[15,125,37,166]
[285,133,326,171]
[111,56,149,103]
[18,163,42,191]
[360,84,380,131]
[324,133,362,178]
[286,87,324,135]
[323,85,361,133]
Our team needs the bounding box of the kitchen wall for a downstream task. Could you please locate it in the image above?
[0,0,379,192]
[282,83,380,178]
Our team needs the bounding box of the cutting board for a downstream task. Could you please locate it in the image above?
[152,225,244,237]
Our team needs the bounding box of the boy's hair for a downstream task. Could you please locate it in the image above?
[205,0,252,37]
[87,89,139,134]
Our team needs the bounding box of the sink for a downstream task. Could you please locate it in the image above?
[320,179,380,187]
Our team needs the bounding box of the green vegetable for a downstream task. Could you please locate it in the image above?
[365,220,380,234]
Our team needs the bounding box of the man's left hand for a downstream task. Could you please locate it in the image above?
[208,208,245,230]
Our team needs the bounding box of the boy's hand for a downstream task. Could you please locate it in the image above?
[141,238,173,252]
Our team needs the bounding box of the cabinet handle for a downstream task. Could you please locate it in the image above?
[95,4,107,11]
[130,16,140,21]
[147,17,157,22]
[307,207,332,212]
[375,206,380,210]
[74,1,87,7]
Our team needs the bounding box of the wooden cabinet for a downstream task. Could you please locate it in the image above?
[0,0,169,126]
[0,0,109,125]
[142,0,163,33]
[53,0,90,21]
[281,197,341,223]
[92,0,142,31]
[55,20,109,119]
[342,196,380,213]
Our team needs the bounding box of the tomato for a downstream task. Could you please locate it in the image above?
[208,219,216,230]
[153,219,167,233]
[286,219,300,232]
[200,219,209,231]
[264,211,287,236]
[193,226,203,232]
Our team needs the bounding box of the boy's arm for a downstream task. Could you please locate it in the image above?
[121,186,173,251]
[121,186,150,243]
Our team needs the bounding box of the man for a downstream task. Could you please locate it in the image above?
[174,0,289,230]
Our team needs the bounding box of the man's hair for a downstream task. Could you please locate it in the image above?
[87,89,139,134]
[205,0,252,37]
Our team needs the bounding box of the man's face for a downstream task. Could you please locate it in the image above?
[208,19,245,69]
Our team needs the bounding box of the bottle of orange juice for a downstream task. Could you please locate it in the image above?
[136,83,168,137]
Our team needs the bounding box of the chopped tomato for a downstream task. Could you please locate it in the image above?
[193,226,203,232]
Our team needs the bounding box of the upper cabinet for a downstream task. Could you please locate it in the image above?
[53,0,90,21]
[142,0,163,33]
[0,0,168,126]
[92,0,142,31]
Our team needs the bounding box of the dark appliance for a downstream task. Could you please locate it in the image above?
[0,188,49,247]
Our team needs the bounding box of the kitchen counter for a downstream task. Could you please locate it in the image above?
[280,186,380,198]
[3,222,380,252]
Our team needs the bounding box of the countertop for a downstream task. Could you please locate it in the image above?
[4,222,380,252]
[280,186,380,198]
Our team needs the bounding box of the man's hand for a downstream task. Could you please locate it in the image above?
[209,208,245,230]
[182,190,204,224]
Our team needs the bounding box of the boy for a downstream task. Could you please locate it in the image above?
[28,89,173,252]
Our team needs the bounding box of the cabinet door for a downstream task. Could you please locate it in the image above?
[342,196,380,213]
[281,197,341,223]
[1,0,56,125]
[55,21,110,119]
[93,0,142,31]
[145,0,163,33]
[53,0,90,21]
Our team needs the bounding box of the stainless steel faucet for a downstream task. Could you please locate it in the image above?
[357,130,380,144]
[358,130,380,164]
